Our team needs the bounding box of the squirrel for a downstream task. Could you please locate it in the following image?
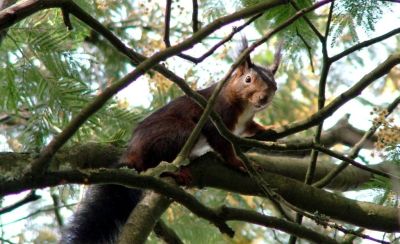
[61,39,281,243]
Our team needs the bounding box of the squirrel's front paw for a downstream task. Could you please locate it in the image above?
[227,157,247,173]
[161,166,193,186]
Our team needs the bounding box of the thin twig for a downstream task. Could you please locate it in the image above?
[2,203,76,226]
[177,13,262,64]
[0,238,15,244]
[50,192,64,227]
[220,207,338,244]
[192,0,199,33]
[296,28,315,72]
[331,27,400,62]
[313,144,400,180]
[289,0,324,42]
[163,0,172,47]
[61,7,72,30]
[234,144,293,221]
[313,96,400,188]
[163,1,261,63]
[0,191,40,215]
[324,0,335,39]
[154,220,184,244]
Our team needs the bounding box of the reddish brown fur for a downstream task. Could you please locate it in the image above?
[122,83,244,171]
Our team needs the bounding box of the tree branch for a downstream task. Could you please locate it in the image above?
[163,0,172,47]
[192,0,199,33]
[188,158,400,233]
[175,13,262,64]
[0,0,16,46]
[289,0,324,42]
[3,142,396,191]
[220,207,338,244]
[331,27,400,62]
[313,145,399,180]
[276,114,376,156]
[1,158,399,233]
[50,191,64,227]
[247,153,396,191]
[118,189,173,243]
[0,190,40,215]
[295,28,315,72]
[314,96,400,187]
[153,220,184,244]
[274,53,400,138]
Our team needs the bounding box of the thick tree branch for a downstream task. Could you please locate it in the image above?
[1,167,234,237]
[188,158,400,233]
[209,115,385,183]
[2,0,398,241]
[0,158,399,233]
[3,142,397,191]
[118,189,173,243]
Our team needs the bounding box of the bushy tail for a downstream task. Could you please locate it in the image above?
[61,185,142,244]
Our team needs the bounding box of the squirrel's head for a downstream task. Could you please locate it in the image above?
[227,38,282,111]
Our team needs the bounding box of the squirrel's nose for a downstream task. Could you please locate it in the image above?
[259,95,268,104]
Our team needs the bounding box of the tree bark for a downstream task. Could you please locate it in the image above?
[118,190,172,244]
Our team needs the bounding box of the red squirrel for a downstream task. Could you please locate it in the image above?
[122,45,280,174]
[61,39,281,244]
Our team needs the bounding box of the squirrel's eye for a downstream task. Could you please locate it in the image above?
[245,76,251,83]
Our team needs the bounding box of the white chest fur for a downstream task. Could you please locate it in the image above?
[189,106,255,158]
[233,105,255,136]
[190,135,213,158]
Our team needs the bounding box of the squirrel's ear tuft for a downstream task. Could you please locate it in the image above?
[269,41,283,75]
[235,36,252,75]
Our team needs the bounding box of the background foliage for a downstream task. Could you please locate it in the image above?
[0,0,399,243]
